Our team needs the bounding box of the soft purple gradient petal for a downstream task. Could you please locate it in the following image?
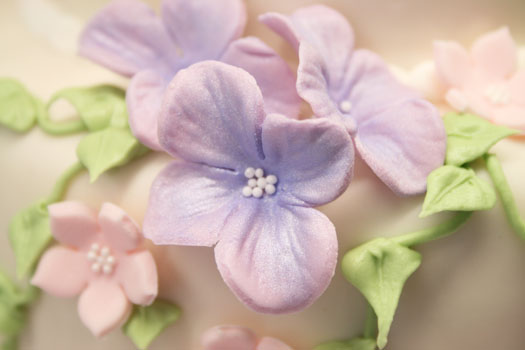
[222,37,301,119]
[127,70,167,150]
[258,12,300,51]
[159,61,265,170]
[471,27,517,80]
[143,160,241,246]
[79,0,178,77]
[355,99,446,195]
[215,203,338,314]
[261,113,353,206]
[433,40,472,88]
[161,0,246,62]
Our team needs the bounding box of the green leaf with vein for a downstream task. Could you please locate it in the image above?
[315,337,377,350]
[47,85,127,132]
[421,165,496,217]
[8,201,53,278]
[0,78,39,132]
[123,300,181,350]
[444,113,518,166]
[76,127,147,182]
[342,238,421,349]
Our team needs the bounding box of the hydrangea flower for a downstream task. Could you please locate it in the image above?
[79,0,300,150]
[143,61,353,313]
[260,5,446,195]
[32,201,158,337]
[434,27,525,132]
[201,325,292,350]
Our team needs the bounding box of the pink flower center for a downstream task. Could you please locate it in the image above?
[87,243,116,275]
[484,84,511,105]
[242,167,278,198]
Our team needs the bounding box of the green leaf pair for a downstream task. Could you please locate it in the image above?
[315,337,376,350]
[0,78,40,132]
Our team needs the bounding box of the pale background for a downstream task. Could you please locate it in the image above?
[1,0,525,349]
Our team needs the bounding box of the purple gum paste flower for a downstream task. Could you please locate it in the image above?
[79,0,300,150]
[143,61,353,314]
[260,5,446,196]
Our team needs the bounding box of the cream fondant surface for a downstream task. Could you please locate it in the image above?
[1,0,525,349]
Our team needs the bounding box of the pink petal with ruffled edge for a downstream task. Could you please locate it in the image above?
[127,70,167,151]
[78,279,132,338]
[257,337,293,350]
[161,0,246,62]
[98,202,142,252]
[78,0,178,77]
[433,40,472,88]
[471,27,517,80]
[48,201,99,249]
[116,251,158,305]
[215,202,338,314]
[31,246,89,298]
[222,37,301,118]
[201,326,257,350]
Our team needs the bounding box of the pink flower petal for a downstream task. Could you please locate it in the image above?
[257,337,293,350]
[471,27,517,80]
[48,201,99,249]
[127,70,167,151]
[492,105,525,132]
[261,113,353,206]
[444,88,469,112]
[221,37,301,119]
[215,203,338,314]
[158,61,265,171]
[31,246,89,298]
[433,40,472,88]
[78,280,132,338]
[98,202,142,252]
[79,0,178,77]
[509,70,525,105]
[201,326,257,350]
[117,250,158,306]
[143,160,239,246]
[160,0,246,62]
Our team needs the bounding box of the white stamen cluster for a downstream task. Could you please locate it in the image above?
[242,167,278,198]
[87,243,116,275]
[484,85,510,105]
[339,100,352,113]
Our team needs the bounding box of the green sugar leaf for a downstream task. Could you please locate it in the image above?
[314,337,377,350]
[123,300,181,350]
[0,78,38,132]
[76,127,147,182]
[421,165,496,217]
[8,201,53,279]
[444,113,518,166]
[342,238,421,349]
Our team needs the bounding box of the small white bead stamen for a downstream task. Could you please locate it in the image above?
[339,100,352,113]
[87,244,117,275]
[484,84,511,105]
[242,167,278,198]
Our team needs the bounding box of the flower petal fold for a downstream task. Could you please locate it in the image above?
[78,280,132,338]
[354,99,446,195]
[215,204,338,314]
[79,0,178,77]
[98,202,142,252]
[161,0,246,62]
[433,40,472,88]
[144,160,240,246]
[31,246,89,297]
[48,201,99,248]
[261,114,353,206]
[471,27,517,80]
[117,251,158,306]
[158,61,265,170]
[201,325,257,350]
[257,337,293,350]
[127,70,167,151]
[222,37,301,118]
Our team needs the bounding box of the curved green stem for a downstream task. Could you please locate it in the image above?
[44,161,85,204]
[36,99,86,135]
[484,153,525,239]
[393,211,473,247]
[363,304,377,339]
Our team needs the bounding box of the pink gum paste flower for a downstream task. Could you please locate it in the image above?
[143,61,353,314]
[31,201,158,338]
[434,27,525,132]
[260,5,446,196]
[201,325,293,350]
[79,0,300,151]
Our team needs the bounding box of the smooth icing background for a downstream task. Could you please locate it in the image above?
[1,0,525,349]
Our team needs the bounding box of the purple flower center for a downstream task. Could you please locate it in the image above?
[242,167,278,198]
